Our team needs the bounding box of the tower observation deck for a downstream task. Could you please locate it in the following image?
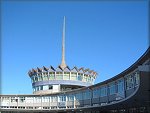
[28,17,97,94]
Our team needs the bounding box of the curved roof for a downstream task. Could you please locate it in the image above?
[28,66,97,77]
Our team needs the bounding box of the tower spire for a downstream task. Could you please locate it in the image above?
[60,16,67,69]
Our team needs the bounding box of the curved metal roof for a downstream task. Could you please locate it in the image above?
[28,66,97,77]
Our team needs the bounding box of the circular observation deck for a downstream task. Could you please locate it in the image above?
[28,66,97,94]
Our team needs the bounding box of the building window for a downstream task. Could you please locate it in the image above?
[83,90,91,99]
[109,83,116,95]
[78,73,83,81]
[38,75,43,81]
[34,97,41,103]
[43,75,48,81]
[116,79,125,99]
[59,95,66,102]
[117,79,124,94]
[100,86,107,97]
[134,72,139,87]
[93,88,100,98]
[126,75,134,90]
[75,92,82,100]
[49,72,55,80]
[87,76,91,82]
[31,76,35,83]
[35,76,38,82]
[51,96,57,102]
[19,97,25,103]
[40,86,43,90]
[71,72,77,80]
[84,75,88,82]
[36,86,39,91]
[64,72,70,80]
[56,72,63,80]
[49,85,53,90]
[43,85,48,90]
[91,77,94,82]
[42,97,49,102]
[68,94,74,101]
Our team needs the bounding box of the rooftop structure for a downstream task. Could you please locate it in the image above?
[28,17,97,94]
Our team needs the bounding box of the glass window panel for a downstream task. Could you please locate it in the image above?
[31,76,35,83]
[56,72,63,80]
[87,76,91,82]
[75,92,82,100]
[84,75,88,82]
[40,86,43,90]
[134,72,139,86]
[19,97,25,103]
[83,90,91,99]
[59,95,66,102]
[77,73,83,81]
[109,83,116,95]
[68,94,74,101]
[126,75,134,90]
[49,74,55,80]
[48,85,53,90]
[38,75,43,81]
[71,72,77,80]
[100,86,107,97]
[117,79,124,93]
[35,76,38,82]
[51,96,57,102]
[64,72,70,80]
[93,88,100,98]
[34,97,41,103]
[43,85,48,90]
[42,97,49,102]
[43,75,48,81]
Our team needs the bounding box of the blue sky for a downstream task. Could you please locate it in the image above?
[1,0,149,94]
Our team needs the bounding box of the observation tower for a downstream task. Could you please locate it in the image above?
[28,17,97,94]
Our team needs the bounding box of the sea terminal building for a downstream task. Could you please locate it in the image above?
[0,17,150,113]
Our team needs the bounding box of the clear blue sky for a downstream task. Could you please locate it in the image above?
[1,1,149,94]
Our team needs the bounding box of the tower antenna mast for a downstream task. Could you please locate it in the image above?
[60,16,67,69]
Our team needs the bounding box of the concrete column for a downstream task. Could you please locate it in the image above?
[66,95,67,109]
[63,71,64,80]
[49,96,51,109]
[74,94,76,108]
[55,71,56,80]
[70,72,71,80]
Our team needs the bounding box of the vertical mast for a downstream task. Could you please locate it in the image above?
[60,16,67,69]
